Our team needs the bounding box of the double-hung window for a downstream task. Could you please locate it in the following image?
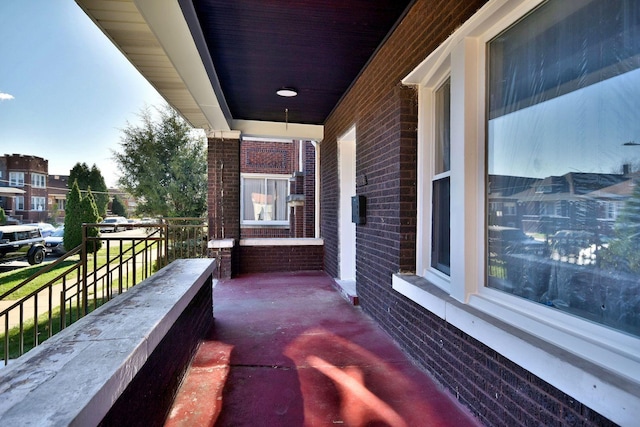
[15,196,24,211]
[431,78,451,277]
[400,0,640,423]
[9,172,24,187]
[31,197,46,211]
[241,174,289,225]
[31,173,46,188]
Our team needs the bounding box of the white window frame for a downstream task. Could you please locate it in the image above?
[240,173,290,226]
[399,0,640,424]
[31,173,46,188]
[417,71,453,292]
[31,196,46,211]
[9,172,24,187]
[15,196,24,211]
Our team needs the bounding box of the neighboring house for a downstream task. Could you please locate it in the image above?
[75,0,640,425]
[492,172,632,237]
[0,154,49,223]
[47,174,70,222]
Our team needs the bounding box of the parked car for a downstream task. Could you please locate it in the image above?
[24,222,56,238]
[44,227,66,256]
[0,225,46,265]
[488,225,546,257]
[99,217,129,233]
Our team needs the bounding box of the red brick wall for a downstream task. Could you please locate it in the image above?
[241,227,289,239]
[303,142,316,237]
[208,137,241,241]
[241,140,296,174]
[321,0,614,425]
[236,244,323,274]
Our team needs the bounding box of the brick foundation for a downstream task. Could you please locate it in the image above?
[236,244,323,274]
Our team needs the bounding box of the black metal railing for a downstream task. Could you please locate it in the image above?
[0,218,208,364]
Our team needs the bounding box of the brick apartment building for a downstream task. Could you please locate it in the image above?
[0,154,49,223]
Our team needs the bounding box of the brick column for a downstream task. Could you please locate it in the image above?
[207,131,241,278]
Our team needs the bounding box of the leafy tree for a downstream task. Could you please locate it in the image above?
[113,105,207,218]
[0,207,6,225]
[111,195,127,217]
[600,179,640,273]
[81,188,102,253]
[64,181,83,251]
[69,163,109,217]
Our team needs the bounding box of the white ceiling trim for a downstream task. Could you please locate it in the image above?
[75,0,230,131]
[133,0,230,131]
[232,119,324,142]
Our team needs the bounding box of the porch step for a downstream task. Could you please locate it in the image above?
[333,279,358,305]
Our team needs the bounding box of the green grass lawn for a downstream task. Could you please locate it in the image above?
[0,259,81,299]
[0,241,155,300]
[0,239,161,362]
[1,297,106,361]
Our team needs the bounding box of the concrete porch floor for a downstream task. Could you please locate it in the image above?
[165,271,481,427]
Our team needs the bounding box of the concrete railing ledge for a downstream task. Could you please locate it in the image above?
[0,258,216,427]
[208,238,235,249]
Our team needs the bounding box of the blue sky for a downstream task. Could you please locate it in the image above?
[488,68,640,179]
[0,1,166,187]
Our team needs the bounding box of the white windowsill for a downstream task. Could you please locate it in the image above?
[392,274,640,426]
[239,238,324,246]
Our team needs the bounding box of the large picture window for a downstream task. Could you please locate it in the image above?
[401,0,640,421]
[241,175,289,225]
[486,0,640,337]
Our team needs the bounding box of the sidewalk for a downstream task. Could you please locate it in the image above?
[166,271,481,427]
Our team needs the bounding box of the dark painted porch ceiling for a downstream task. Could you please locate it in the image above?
[184,0,414,125]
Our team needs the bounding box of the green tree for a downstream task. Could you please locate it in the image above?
[113,105,207,218]
[111,195,127,217]
[64,180,83,251]
[81,188,102,253]
[0,207,6,225]
[69,163,109,217]
[600,179,640,273]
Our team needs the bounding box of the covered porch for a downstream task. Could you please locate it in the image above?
[166,271,479,426]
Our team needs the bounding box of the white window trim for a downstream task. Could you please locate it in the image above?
[240,173,290,226]
[15,196,24,211]
[401,0,640,425]
[31,196,46,211]
[9,172,25,187]
[417,71,452,292]
[31,173,46,188]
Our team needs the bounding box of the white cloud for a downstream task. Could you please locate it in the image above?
[0,92,15,101]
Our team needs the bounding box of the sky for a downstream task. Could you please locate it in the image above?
[488,68,640,179]
[0,0,166,187]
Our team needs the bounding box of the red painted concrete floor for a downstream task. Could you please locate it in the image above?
[165,271,482,427]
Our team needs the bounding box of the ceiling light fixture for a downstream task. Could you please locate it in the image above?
[276,87,297,97]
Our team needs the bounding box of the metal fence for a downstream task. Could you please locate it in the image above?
[0,218,208,364]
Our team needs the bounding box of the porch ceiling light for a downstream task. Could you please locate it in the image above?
[276,87,298,97]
